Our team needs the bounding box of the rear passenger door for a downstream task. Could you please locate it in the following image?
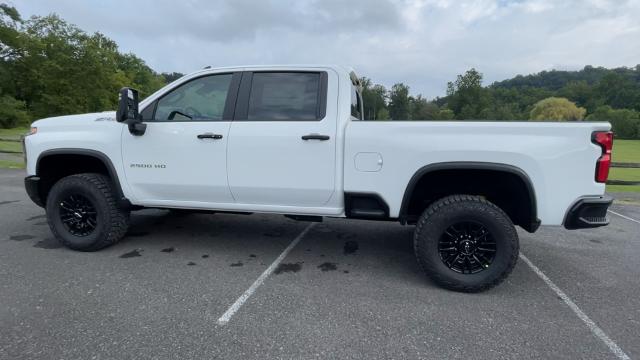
[227,71,337,208]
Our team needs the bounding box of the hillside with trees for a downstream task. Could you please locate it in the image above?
[1,4,639,139]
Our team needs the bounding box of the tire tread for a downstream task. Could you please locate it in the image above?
[413,194,519,293]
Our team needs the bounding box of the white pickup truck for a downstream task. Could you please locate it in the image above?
[23,65,613,292]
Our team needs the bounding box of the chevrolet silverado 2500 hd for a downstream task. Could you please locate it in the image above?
[23,65,614,292]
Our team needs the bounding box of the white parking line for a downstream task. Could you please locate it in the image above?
[217,222,315,325]
[608,210,640,225]
[519,254,630,360]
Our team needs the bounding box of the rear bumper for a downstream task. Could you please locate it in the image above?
[564,196,613,230]
[24,176,44,208]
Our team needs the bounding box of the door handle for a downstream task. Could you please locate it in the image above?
[301,134,330,141]
[197,133,223,140]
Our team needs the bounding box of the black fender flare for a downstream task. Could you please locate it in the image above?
[36,148,131,208]
[399,161,540,232]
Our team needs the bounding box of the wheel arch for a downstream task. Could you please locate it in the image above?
[35,148,130,208]
[399,162,540,232]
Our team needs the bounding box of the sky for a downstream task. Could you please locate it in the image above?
[11,0,640,98]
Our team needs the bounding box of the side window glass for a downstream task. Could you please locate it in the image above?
[247,73,321,121]
[154,74,232,121]
[351,85,363,120]
[139,102,155,120]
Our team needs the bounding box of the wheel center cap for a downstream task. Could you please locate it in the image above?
[460,240,474,255]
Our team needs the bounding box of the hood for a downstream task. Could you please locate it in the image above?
[31,111,117,128]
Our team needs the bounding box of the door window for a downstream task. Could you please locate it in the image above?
[247,73,322,121]
[154,74,233,121]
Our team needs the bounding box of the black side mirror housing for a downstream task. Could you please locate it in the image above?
[116,87,146,136]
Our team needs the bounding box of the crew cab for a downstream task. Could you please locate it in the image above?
[23,65,614,292]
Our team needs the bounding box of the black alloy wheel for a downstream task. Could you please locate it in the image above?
[58,194,98,237]
[438,221,496,274]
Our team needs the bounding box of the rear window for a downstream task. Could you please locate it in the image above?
[247,72,322,121]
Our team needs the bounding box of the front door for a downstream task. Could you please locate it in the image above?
[227,71,337,207]
[122,72,239,205]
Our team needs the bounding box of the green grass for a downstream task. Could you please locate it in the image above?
[608,139,640,193]
[0,159,24,169]
[612,139,640,164]
[610,167,640,181]
[0,127,29,139]
[0,140,22,153]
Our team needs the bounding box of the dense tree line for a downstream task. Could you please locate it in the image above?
[362,66,640,138]
[0,4,179,128]
[1,4,639,139]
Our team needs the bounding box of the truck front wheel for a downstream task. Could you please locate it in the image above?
[413,195,519,292]
[46,173,130,251]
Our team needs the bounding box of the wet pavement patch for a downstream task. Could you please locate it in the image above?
[338,232,357,240]
[33,238,62,249]
[187,262,197,266]
[126,231,150,237]
[344,241,359,255]
[230,262,243,267]
[10,235,34,241]
[27,214,46,221]
[161,247,175,253]
[318,262,337,272]
[0,200,19,206]
[263,229,284,237]
[275,262,302,274]
[120,249,142,258]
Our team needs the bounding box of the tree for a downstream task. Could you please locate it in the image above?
[0,5,169,127]
[388,83,410,120]
[594,73,640,111]
[446,68,492,119]
[586,106,640,139]
[162,72,185,83]
[529,97,586,121]
[360,77,388,120]
[409,95,440,120]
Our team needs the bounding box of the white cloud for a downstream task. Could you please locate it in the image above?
[10,0,640,98]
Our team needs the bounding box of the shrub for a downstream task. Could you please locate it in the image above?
[0,95,30,128]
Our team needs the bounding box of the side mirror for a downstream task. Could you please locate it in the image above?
[116,87,139,122]
[116,87,147,136]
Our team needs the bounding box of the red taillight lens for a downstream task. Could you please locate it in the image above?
[592,131,613,183]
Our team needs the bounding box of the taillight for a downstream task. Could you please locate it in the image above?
[592,131,613,183]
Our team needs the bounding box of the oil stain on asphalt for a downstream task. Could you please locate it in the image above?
[33,238,62,249]
[263,228,284,237]
[126,231,150,237]
[344,241,359,255]
[10,235,34,241]
[120,249,142,258]
[275,262,302,274]
[318,262,337,272]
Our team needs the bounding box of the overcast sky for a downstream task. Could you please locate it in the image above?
[11,0,640,98]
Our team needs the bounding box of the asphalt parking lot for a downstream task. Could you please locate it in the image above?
[1,168,639,360]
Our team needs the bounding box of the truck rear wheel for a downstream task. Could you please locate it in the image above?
[413,195,519,292]
[46,173,130,251]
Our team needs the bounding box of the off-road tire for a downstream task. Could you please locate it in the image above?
[46,173,130,251]
[413,195,519,292]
